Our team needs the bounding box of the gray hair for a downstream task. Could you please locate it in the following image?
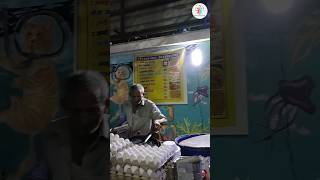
[64,70,109,103]
[131,83,144,93]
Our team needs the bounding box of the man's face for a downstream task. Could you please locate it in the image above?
[64,90,106,136]
[131,89,143,106]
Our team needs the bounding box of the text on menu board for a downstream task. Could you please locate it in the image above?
[134,48,187,104]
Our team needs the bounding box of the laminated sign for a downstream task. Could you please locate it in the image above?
[134,48,187,104]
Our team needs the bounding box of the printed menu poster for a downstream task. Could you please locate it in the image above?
[134,48,187,104]
[78,0,109,76]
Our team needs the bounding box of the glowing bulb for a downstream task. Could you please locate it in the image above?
[261,0,293,14]
[191,48,203,66]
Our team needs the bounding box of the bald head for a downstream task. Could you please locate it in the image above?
[62,70,109,136]
[64,70,109,103]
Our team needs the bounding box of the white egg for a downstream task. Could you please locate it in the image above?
[131,154,137,164]
[118,151,124,157]
[137,155,144,165]
[141,156,149,167]
[144,158,152,168]
[131,165,139,175]
[110,144,115,151]
[130,149,136,155]
[158,148,165,153]
[155,151,162,157]
[113,142,120,148]
[116,164,123,173]
[123,164,131,174]
[154,153,161,159]
[150,161,158,170]
[142,149,149,156]
[139,167,146,177]
[115,156,122,164]
[127,148,132,153]
[123,152,131,164]
[117,152,124,163]
[121,141,127,148]
[147,169,153,177]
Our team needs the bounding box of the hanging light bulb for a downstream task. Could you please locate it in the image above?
[191,48,203,66]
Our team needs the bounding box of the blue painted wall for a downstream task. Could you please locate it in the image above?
[213,1,320,179]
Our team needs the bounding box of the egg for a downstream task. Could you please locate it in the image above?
[110,144,114,150]
[144,158,152,168]
[131,154,138,164]
[116,164,123,174]
[141,156,149,167]
[147,169,154,177]
[123,164,131,174]
[137,155,144,165]
[139,168,146,177]
[151,161,159,170]
[117,152,124,164]
[123,152,131,164]
[131,166,139,175]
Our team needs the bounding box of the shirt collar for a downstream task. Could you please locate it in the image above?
[130,98,146,107]
[140,98,146,106]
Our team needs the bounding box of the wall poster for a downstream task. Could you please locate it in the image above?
[133,48,187,104]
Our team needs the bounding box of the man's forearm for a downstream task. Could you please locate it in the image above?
[155,118,167,125]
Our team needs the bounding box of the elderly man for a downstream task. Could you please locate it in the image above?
[114,84,166,143]
[27,71,109,180]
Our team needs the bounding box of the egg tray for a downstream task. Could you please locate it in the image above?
[110,148,181,180]
[110,133,179,170]
[110,161,167,180]
[110,134,134,156]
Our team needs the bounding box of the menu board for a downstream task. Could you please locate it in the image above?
[133,48,187,104]
[77,0,109,76]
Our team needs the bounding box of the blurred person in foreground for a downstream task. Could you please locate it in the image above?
[27,70,110,180]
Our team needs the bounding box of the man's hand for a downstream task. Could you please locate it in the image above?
[155,118,167,125]
[153,118,166,132]
[153,121,162,132]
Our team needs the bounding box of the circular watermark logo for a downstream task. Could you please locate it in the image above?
[192,3,208,19]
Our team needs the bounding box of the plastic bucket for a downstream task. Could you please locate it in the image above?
[175,134,210,157]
